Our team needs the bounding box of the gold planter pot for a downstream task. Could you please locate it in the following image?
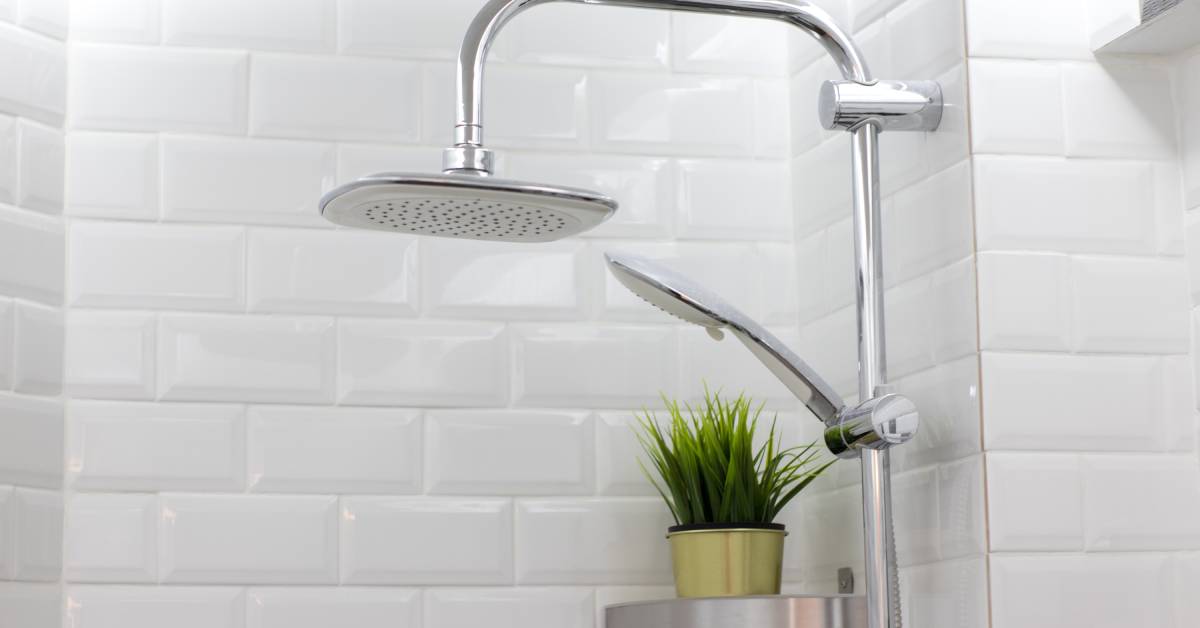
[667,524,787,598]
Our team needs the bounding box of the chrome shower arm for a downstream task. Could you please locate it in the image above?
[448,0,871,170]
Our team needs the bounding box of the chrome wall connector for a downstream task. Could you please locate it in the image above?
[818,80,943,132]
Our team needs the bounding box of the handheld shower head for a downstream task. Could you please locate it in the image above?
[320,172,617,243]
[605,252,845,423]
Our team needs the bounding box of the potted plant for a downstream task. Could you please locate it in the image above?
[635,389,833,598]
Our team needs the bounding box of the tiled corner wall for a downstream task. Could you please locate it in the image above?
[58,1,807,627]
[785,0,985,626]
[966,1,1200,627]
[0,1,67,626]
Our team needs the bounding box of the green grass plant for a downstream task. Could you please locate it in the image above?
[635,388,833,525]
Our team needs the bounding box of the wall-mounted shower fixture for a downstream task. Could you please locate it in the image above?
[318,2,943,628]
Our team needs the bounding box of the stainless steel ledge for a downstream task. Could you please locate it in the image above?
[605,595,867,628]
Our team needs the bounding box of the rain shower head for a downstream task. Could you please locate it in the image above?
[320,172,617,243]
[605,251,845,423]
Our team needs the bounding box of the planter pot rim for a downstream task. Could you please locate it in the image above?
[667,522,786,534]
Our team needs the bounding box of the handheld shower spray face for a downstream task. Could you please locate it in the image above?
[320,172,617,243]
[605,252,846,423]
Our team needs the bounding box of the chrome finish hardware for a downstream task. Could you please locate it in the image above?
[819,80,943,132]
[442,144,495,175]
[824,394,920,459]
[605,595,867,628]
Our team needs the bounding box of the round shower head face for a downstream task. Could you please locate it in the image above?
[320,173,617,243]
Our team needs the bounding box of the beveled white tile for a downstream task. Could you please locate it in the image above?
[1181,50,1200,210]
[0,23,66,125]
[163,0,335,52]
[66,493,157,583]
[247,406,421,494]
[887,0,963,77]
[1063,60,1177,160]
[423,64,587,149]
[595,413,655,497]
[982,352,1172,451]
[675,159,791,240]
[1083,454,1200,551]
[670,12,790,76]
[69,221,245,311]
[12,488,62,582]
[590,72,755,157]
[512,324,677,409]
[0,394,63,489]
[968,59,1065,155]
[69,0,160,44]
[974,156,1159,254]
[965,0,1090,59]
[977,252,1072,352]
[69,44,247,134]
[753,78,790,158]
[515,498,672,584]
[901,557,988,628]
[162,136,334,227]
[885,160,973,287]
[17,0,67,39]
[13,300,63,396]
[338,320,509,407]
[159,314,336,404]
[502,153,673,239]
[0,582,60,628]
[67,585,245,628]
[888,356,982,474]
[891,466,939,567]
[340,497,513,585]
[990,554,1171,628]
[797,306,858,398]
[502,2,669,69]
[677,326,800,410]
[427,411,593,495]
[0,486,11,579]
[17,119,63,214]
[66,132,158,220]
[250,54,420,142]
[337,0,492,59]
[0,299,11,390]
[160,494,338,584]
[791,137,851,237]
[0,114,14,205]
[0,206,64,305]
[422,239,587,320]
[1072,256,1190,354]
[426,588,594,628]
[247,587,420,628]
[66,310,156,400]
[68,401,244,491]
[937,456,987,560]
[986,453,1083,552]
[247,228,418,315]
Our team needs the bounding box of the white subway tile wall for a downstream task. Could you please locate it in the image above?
[55,1,814,623]
[0,8,63,627]
[966,2,1200,626]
